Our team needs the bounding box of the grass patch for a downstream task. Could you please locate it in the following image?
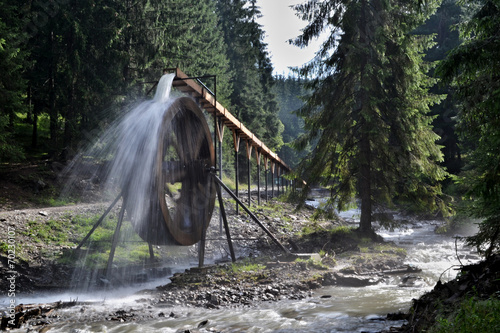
[0,241,28,262]
[330,225,354,235]
[230,260,266,273]
[300,220,329,236]
[22,219,71,246]
[15,211,156,269]
[66,214,152,269]
[430,297,500,333]
[295,257,329,270]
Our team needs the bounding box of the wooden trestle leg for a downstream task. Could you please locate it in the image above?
[105,201,126,279]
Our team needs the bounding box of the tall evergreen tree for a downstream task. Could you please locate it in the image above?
[274,76,308,168]
[216,0,284,185]
[138,0,232,105]
[0,0,29,161]
[437,0,500,257]
[292,0,448,234]
[27,0,129,156]
[417,0,463,174]
[24,0,232,157]
[216,0,283,150]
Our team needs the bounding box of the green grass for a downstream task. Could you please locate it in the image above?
[295,257,329,270]
[14,211,156,269]
[22,219,70,245]
[230,260,266,273]
[330,225,354,235]
[0,241,30,262]
[430,297,500,333]
[66,214,154,269]
[12,112,51,160]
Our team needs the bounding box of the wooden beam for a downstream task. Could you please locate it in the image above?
[169,68,291,173]
[216,117,225,143]
[245,140,253,160]
[232,130,240,152]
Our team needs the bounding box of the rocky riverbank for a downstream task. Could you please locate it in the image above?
[394,253,500,332]
[1,193,412,331]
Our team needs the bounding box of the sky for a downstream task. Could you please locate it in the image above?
[256,0,325,76]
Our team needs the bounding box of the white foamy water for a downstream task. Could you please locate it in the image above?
[153,73,176,103]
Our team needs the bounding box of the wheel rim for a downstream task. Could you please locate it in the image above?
[154,97,216,245]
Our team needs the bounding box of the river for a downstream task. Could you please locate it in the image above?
[3,210,479,332]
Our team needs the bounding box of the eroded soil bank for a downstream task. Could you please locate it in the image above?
[394,253,500,332]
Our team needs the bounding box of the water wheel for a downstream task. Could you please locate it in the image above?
[124,97,216,246]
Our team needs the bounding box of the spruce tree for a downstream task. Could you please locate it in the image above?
[152,0,232,105]
[0,0,28,161]
[274,76,308,168]
[216,0,283,150]
[416,0,463,174]
[437,0,500,257]
[293,0,448,234]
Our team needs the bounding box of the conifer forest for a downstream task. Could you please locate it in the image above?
[1,0,499,259]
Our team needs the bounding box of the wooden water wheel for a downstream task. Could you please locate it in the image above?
[124,97,216,246]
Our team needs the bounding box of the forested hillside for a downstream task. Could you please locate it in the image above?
[0,0,281,165]
[1,0,499,260]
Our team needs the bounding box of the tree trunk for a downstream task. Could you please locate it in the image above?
[359,130,372,234]
[31,106,38,148]
[49,30,58,156]
[358,0,373,235]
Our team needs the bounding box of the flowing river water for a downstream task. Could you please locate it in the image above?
[3,209,480,333]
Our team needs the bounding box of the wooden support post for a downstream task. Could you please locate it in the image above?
[246,140,253,206]
[148,243,155,263]
[106,201,126,280]
[271,162,275,198]
[198,232,206,268]
[277,166,281,195]
[76,192,122,250]
[198,208,209,268]
[216,118,225,173]
[212,174,289,254]
[217,118,225,233]
[215,179,236,262]
[232,130,240,214]
[264,156,268,202]
[255,148,261,205]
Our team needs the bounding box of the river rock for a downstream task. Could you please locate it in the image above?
[334,272,382,287]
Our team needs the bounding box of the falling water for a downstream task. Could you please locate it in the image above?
[153,73,176,103]
[63,73,186,290]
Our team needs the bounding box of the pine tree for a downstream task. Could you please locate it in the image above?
[274,76,308,168]
[147,0,232,105]
[416,0,463,174]
[0,0,28,161]
[292,0,448,234]
[27,0,129,156]
[216,0,283,150]
[24,0,232,156]
[437,0,500,257]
